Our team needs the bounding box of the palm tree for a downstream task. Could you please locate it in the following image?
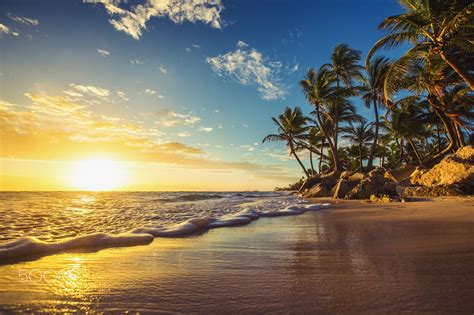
[341,119,375,172]
[324,44,363,152]
[382,104,426,166]
[300,67,344,171]
[366,0,474,90]
[263,107,311,177]
[359,56,391,169]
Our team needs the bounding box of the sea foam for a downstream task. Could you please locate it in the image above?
[0,201,330,262]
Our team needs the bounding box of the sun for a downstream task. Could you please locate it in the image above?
[68,157,128,191]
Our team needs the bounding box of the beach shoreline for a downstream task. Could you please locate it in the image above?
[1,196,473,313]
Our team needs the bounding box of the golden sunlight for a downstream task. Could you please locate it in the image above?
[68,158,127,191]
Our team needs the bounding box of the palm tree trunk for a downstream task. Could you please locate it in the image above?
[289,141,310,178]
[309,151,315,176]
[439,51,474,91]
[407,137,423,166]
[431,106,457,159]
[367,96,379,169]
[334,77,340,152]
[454,124,465,147]
[318,139,324,173]
[398,139,404,163]
[359,144,363,172]
[314,105,342,171]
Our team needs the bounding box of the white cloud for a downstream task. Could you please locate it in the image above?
[0,23,19,37]
[130,58,144,65]
[63,90,83,98]
[237,40,248,48]
[93,0,224,40]
[186,47,191,52]
[198,126,213,132]
[192,44,200,48]
[206,42,287,100]
[70,84,110,98]
[97,48,110,57]
[144,89,156,95]
[158,64,167,74]
[8,14,39,26]
[177,131,191,137]
[117,91,129,101]
[154,109,201,127]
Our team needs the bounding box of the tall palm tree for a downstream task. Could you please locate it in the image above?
[341,119,375,172]
[324,44,363,152]
[263,107,311,177]
[366,0,474,90]
[300,67,344,171]
[359,56,391,169]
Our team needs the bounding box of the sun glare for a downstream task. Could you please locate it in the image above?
[68,158,127,191]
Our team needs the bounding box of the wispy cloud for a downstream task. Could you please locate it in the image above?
[144,89,164,99]
[153,109,201,127]
[117,91,129,101]
[198,126,213,132]
[92,0,224,40]
[0,23,19,37]
[8,14,39,26]
[97,48,110,57]
[237,40,248,48]
[130,58,144,65]
[70,83,110,98]
[206,42,287,100]
[158,64,167,74]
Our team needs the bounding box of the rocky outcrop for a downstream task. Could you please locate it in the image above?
[410,146,474,187]
[300,146,473,200]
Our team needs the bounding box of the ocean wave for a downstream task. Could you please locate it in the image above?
[153,193,225,203]
[0,203,330,263]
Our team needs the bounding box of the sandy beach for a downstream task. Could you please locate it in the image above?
[0,196,473,313]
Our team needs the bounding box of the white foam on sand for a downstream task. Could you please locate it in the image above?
[0,202,330,262]
[0,233,153,260]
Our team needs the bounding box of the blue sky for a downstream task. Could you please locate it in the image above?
[0,0,406,190]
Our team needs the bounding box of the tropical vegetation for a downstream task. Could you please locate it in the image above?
[264,0,473,181]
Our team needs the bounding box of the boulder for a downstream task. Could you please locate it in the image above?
[340,171,355,180]
[320,171,341,187]
[348,172,365,182]
[384,171,397,183]
[397,184,467,197]
[383,182,398,196]
[391,164,417,182]
[410,146,474,187]
[303,183,330,198]
[345,177,386,199]
[298,175,322,192]
[332,179,358,199]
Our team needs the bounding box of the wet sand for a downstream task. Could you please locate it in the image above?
[0,196,473,313]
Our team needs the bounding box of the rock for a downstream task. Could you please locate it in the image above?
[320,171,341,187]
[298,175,321,192]
[368,167,385,177]
[410,145,474,187]
[348,172,365,182]
[384,171,397,183]
[340,171,355,179]
[455,145,474,161]
[391,164,417,182]
[383,182,398,196]
[409,167,428,185]
[369,194,403,202]
[397,184,467,197]
[346,177,386,199]
[332,179,358,199]
[303,183,330,198]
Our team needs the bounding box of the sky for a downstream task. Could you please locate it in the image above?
[0,0,405,191]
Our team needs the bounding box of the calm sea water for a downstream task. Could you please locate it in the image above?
[0,191,297,243]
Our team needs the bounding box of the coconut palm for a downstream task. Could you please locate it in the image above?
[366,0,474,90]
[324,44,363,151]
[359,56,391,169]
[300,66,344,171]
[341,119,375,172]
[263,107,311,177]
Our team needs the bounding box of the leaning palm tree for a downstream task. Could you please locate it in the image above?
[300,66,344,171]
[359,56,391,169]
[366,0,474,90]
[263,107,311,177]
[341,119,375,172]
[324,44,363,151]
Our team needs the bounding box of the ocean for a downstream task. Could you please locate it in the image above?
[0,191,327,261]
